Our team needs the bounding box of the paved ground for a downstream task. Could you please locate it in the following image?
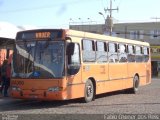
[0,78,160,120]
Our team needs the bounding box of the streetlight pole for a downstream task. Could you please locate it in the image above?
[69,18,73,27]
[99,12,105,21]
[78,18,83,31]
[99,12,107,34]
[87,18,92,31]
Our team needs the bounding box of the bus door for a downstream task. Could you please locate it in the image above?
[66,42,82,99]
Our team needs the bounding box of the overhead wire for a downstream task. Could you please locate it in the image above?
[0,0,98,13]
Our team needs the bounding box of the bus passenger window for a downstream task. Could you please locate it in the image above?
[108,43,118,63]
[118,44,127,62]
[96,41,108,62]
[82,39,96,62]
[67,43,81,75]
[128,45,135,62]
[135,46,143,62]
[144,47,149,62]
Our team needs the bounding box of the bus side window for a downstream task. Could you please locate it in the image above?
[135,46,143,62]
[82,39,96,62]
[96,41,108,62]
[128,45,135,62]
[144,47,149,62]
[108,42,118,63]
[67,43,81,75]
[118,44,127,62]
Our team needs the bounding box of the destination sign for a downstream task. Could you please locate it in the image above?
[35,32,51,39]
[16,29,63,41]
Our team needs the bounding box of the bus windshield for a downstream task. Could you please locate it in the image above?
[12,40,65,79]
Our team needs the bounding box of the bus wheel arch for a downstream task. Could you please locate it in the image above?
[84,77,96,103]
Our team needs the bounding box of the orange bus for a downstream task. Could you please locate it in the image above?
[10,29,151,102]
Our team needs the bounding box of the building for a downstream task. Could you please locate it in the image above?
[70,22,160,77]
[0,21,21,65]
[0,21,38,63]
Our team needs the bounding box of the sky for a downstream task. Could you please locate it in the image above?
[0,0,160,28]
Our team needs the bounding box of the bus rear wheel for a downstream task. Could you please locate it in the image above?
[127,75,139,94]
[84,79,94,103]
[125,75,139,94]
[133,75,139,93]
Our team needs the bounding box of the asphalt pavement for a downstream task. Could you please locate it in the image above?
[0,78,160,120]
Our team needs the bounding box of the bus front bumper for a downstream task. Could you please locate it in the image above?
[10,89,68,101]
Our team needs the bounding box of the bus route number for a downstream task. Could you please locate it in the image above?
[35,32,51,39]
[12,81,24,86]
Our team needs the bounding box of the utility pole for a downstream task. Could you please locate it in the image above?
[104,0,118,35]
[151,17,160,22]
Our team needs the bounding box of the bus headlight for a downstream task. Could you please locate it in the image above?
[11,86,21,91]
[47,87,62,92]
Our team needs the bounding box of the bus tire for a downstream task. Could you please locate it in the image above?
[84,79,94,103]
[129,75,139,94]
[133,75,139,93]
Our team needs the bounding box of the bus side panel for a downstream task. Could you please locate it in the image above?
[82,64,109,95]
[67,63,109,99]
[137,63,148,86]
[109,63,127,91]
[126,63,136,89]
[96,63,109,94]
[146,61,151,84]
[67,83,85,100]
[127,62,149,88]
[140,61,151,85]
[136,63,149,86]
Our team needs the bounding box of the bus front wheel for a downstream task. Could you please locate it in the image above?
[84,79,94,103]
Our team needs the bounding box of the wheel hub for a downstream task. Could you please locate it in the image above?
[87,85,93,97]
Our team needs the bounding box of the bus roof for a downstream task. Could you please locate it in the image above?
[16,29,150,47]
[66,29,150,47]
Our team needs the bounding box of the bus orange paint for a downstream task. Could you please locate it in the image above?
[10,29,151,102]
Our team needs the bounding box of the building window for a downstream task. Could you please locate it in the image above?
[139,30,144,40]
[130,30,143,40]
[150,30,160,39]
[111,32,117,37]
